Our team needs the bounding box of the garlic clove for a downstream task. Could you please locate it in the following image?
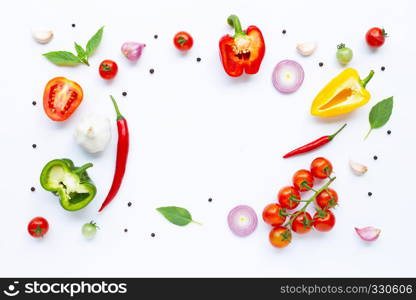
[296,42,317,56]
[355,227,381,242]
[349,160,368,175]
[32,28,53,44]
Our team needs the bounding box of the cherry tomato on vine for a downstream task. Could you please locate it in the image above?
[278,186,301,210]
[173,31,193,51]
[291,211,313,234]
[28,217,49,238]
[262,203,287,227]
[269,226,292,248]
[310,157,333,179]
[313,210,336,232]
[293,169,314,192]
[316,188,338,209]
[366,27,387,48]
[99,60,118,80]
[43,77,83,121]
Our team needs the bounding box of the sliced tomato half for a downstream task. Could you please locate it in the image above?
[43,77,83,121]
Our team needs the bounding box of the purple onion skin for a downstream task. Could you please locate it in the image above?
[121,42,145,62]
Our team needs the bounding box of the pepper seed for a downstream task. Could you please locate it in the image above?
[149,68,154,74]
[373,155,378,160]
[32,101,37,106]
[387,130,391,135]
[282,29,286,34]
[122,92,127,97]
[32,144,37,149]
[154,34,158,39]
[208,198,212,202]
[124,229,128,233]
[368,192,372,196]
[319,62,324,67]
[31,187,36,192]
[196,57,201,62]
[71,24,76,28]
[381,66,385,71]
[127,202,132,207]
[151,233,155,237]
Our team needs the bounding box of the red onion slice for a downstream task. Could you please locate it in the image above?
[272,60,304,94]
[228,205,258,237]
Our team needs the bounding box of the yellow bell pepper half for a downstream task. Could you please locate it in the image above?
[310,68,374,117]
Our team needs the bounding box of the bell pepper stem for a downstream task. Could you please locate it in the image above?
[227,15,245,36]
[110,95,124,120]
[360,70,375,88]
[74,163,93,174]
[328,123,347,140]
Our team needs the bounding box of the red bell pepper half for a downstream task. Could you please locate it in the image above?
[219,15,265,77]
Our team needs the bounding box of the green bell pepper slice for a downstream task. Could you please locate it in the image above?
[40,159,97,211]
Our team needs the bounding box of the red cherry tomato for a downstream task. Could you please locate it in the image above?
[310,157,333,179]
[293,169,314,192]
[28,217,49,238]
[366,27,387,48]
[313,210,336,232]
[99,60,118,80]
[43,77,83,121]
[278,186,301,210]
[291,211,313,234]
[269,226,292,248]
[316,188,338,209]
[262,203,286,227]
[173,31,193,51]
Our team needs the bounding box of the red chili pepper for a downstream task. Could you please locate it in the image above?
[283,124,347,159]
[219,15,265,77]
[99,96,129,212]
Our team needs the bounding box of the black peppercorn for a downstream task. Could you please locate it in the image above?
[127,202,132,207]
[387,130,391,135]
[381,66,385,71]
[368,192,372,196]
[373,155,378,160]
[72,24,76,28]
[124,229,128,233]
[208,198,212,202]
[122,92,127,97]
[31,187,35,192]
[32,101,36,106]
[319,62,324,67]
[282,29,286,34]
[149,68,154,74]
[154,34,158,39]
[32,144,37,149]
[151,233,155,237]
[196,57,201,62]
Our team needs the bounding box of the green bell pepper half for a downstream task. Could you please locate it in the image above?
[40,159,97,211]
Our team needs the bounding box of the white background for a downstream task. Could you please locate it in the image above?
[1,0,415,277]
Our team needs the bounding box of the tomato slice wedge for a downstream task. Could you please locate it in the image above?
[43,77,83,121]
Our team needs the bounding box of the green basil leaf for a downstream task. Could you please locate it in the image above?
[86,26,104,57]
[365,96,393,139]
[74,42,86,59]
[43,51,81,65]
[157,206,199,226]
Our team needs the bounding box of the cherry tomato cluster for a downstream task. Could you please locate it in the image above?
[263,157,338,249]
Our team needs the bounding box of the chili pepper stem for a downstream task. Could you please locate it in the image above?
[328,123,347,140]
[360,70,375,88]
[109,95,124,120]
[227,15,245,37]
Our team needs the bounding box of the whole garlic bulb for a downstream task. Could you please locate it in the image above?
[75,115,111,153]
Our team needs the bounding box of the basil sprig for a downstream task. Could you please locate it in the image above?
[43,26,104,66]
[365,96,393,139]
[156,206,201,226]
